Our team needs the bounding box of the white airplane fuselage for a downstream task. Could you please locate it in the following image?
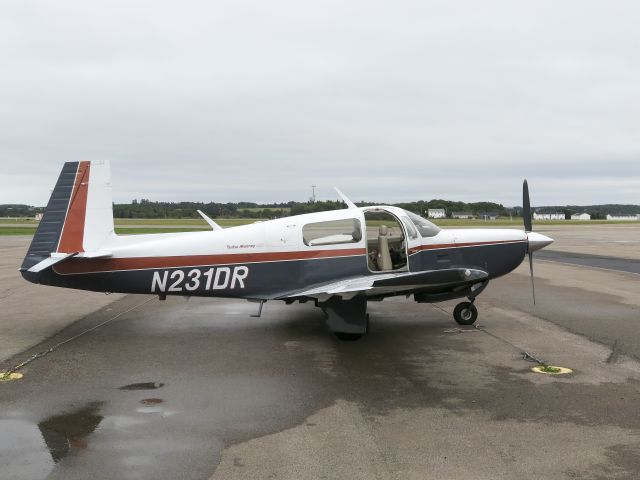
[21,161,553,338]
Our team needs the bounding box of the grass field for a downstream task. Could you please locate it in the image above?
[0,227,40,235]
[1,217,637,236]
[0,218,39,224]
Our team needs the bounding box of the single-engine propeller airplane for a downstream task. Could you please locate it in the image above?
[21,161,553,340]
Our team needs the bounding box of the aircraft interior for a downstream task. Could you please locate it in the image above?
[364,210,408,272]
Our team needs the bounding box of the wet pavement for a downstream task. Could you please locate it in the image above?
[2,258,640,479]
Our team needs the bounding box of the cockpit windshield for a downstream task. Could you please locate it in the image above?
[403,210,441,237]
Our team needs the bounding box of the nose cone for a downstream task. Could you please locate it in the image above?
[527,232,554,252]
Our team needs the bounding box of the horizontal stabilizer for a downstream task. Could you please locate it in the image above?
[26,253,77,273]
[76,250,113,259]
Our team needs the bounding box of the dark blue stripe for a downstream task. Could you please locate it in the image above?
[21,162,79,271]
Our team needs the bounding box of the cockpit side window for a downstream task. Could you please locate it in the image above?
[404,210,441,237]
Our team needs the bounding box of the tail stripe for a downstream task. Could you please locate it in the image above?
[57,161,90,253]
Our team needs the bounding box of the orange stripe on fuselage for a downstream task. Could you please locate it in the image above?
[57,161,90,253]
[408,239,525,255]
[54,247,368,274]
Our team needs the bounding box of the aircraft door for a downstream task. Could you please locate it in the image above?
[400,215,422,271]
[364,209,409,272]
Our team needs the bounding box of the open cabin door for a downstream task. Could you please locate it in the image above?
[398,213,423,272]
[363,209,409,273]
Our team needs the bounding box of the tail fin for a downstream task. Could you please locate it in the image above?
[21,160,114,273]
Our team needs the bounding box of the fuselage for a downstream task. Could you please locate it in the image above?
[24,206,530,301]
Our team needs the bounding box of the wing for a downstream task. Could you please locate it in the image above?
[276,268,488,301]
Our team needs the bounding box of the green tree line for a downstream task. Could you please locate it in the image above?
[2,201,639,219]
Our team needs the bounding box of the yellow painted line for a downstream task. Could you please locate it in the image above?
[531,365,573,375]
[0,372,24,382]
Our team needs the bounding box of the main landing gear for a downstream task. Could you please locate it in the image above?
[319,296,369,341]
[334,314,370,341]
[453,300,478,326]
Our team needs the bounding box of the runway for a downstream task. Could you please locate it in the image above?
[1,228,640,479]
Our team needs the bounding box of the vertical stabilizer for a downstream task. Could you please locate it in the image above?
[20,161,114,273]
[80,160,114,252]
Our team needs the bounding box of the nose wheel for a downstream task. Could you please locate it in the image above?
[453,301,478,325]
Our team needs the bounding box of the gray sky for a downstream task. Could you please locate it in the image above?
[1,0,639,207]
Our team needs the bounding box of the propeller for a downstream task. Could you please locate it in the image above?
[522,179,554,304]
[523,180,532,233]
[522,179,535,304]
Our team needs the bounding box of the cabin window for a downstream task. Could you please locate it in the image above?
[303,218,362,246]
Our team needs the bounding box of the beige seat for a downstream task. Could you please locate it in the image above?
[377,225,393,271]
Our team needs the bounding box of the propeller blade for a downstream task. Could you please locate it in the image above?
[528,251,536,305]
[523,179,532,232]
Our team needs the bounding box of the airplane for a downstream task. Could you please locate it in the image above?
[20,161,553,340]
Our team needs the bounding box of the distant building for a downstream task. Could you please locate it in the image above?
[533,212,565,221]
[606,214,640,221]
[571,213,591,221]
[427,208,446,219]
[451,212,474,219]
[34,213,43,221]
[478,212,499,220]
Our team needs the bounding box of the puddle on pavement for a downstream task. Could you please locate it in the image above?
[38,402,103,463]
[120,382,164,391]
[0,419,55,479]
[140,398,163,405]
[0,402,104,479]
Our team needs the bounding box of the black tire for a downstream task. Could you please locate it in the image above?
[334,332,363,341]
[453,302,478,325]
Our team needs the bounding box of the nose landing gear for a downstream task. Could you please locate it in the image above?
[453,301,478,325]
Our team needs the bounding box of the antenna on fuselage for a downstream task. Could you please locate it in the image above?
[334,187,357,209]
[197,210,223,231]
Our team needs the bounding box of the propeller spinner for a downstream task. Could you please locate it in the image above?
[522,179,553,304]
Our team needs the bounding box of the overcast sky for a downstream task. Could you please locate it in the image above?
[1,1,639,207]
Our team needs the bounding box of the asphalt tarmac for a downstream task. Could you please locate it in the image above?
[536,249,640,275]
[1,230,640,479]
